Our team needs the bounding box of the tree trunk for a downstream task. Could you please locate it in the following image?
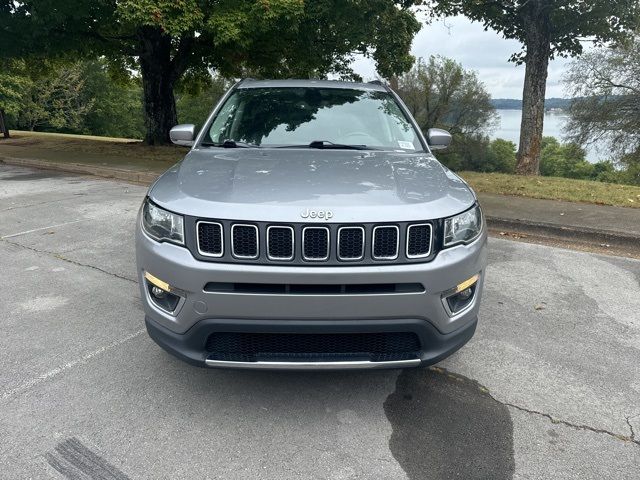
[516,4,552,175]
[0,109,9,138]
[138,27,178,145]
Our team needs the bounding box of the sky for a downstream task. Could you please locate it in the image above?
[350,16,575,99]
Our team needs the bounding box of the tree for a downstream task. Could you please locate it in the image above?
[79,60,145,138]
[396,55,500,172]
[0,60,29,138]
[564,35,640,184]
[1,0,421,144]
[396,56,496,136]
[17,62,94,132]
[428,0,640,175]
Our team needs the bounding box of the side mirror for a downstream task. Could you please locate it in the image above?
[170,124,195,147]
[427,128,452,150]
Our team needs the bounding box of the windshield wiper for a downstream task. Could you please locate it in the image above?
[200,139,258,148]
[275,140,371,150]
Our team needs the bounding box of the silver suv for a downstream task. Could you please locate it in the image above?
[135,79,487,370]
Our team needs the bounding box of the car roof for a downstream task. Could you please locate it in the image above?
[237,79,387,92]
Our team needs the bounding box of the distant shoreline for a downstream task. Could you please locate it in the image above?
[491,98,571,110]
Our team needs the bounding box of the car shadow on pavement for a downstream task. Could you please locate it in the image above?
[384,367,515,480]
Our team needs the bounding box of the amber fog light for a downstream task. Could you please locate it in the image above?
[443,274,479,315]
[144,272,182,313]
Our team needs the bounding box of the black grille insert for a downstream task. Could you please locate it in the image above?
[197,222,223,256]
[373,226,399,259]
[303,227,329,260]
[205,332,421,362]
[204,282,425,295]
[407,224,432,258]
[338,227,364,260]
[267,226,294,260]
[232,224,258,258]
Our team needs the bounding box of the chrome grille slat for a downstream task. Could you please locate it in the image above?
[267,226,294,260]
[231,224,259,259]
[338,226,365,261]
[197,221,224,257]
[407,223,432,258]
[302,226,330,261]
[372,225,399,260]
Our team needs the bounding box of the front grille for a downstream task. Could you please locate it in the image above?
[373,226,399,259]
[232,224,258,258]
[193,219,438,265]
[197,221,223,257]
[267,226,294,260]
[205,332,421,363]
[338,227,364,260]
[303,227,329,261]
[407,224,432,258]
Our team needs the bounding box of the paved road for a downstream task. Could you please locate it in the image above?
[1,164,639,480]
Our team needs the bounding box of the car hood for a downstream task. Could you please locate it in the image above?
[149,148,476,223]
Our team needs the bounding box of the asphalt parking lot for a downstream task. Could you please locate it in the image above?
[1,163,639,479]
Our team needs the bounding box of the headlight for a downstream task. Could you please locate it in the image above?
[142,198,184,245]
[443,205,482,247]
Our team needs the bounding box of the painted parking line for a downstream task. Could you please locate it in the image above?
[1,219,89,239]
[0,329,145,402]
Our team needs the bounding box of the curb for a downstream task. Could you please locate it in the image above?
[3,155,639,250]
[486,216,640,250]
[0,155,160,185]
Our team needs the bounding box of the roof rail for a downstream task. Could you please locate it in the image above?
[368,79,385,86]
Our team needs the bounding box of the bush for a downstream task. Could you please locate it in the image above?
[437,135,515,174]
[539,136,595,179]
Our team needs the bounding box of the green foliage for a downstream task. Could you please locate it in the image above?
[540,137,590,179]
[564,34,640,182]
[1,0,422,143]
[0,60,29,117]
[397,56,496,136]
[176,75,229,128]
[487,139,517,174]
[15,61,93,132]
[396,55,507,173]
[436,135,515,174]
[427,0,640,63]
[79,60,145,138]
[427,0,639,175]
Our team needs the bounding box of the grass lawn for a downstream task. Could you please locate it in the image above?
[2,131,639,208]
[460,171,640,209]
[0,131,183,172]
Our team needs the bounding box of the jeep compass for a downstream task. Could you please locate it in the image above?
[135,79,487,369]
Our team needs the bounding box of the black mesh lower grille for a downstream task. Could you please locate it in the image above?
[267,227,294,260]
[338,227,364,260]
[303,227,329,260]
[197,222,223,256]
[205,332,421,362]
[232,225,258,258]
[373,226,398,259]
[407,224,432,257]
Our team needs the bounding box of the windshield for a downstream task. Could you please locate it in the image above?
[203,87,424,151]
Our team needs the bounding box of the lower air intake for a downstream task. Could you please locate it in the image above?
[205,332,421,363]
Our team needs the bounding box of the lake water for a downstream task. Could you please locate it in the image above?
[492,109,599,162]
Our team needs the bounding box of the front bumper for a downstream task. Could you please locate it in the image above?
[136,225,487,369]
[145,315,478,369]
